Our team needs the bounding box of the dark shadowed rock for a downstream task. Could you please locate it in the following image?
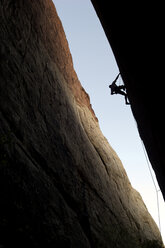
[91,0,165,203]
[0,0,163,247]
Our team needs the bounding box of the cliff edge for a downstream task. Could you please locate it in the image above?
[0,0,163,247]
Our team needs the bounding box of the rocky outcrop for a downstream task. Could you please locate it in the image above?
[91,0,165,202]
[0,0,163,247]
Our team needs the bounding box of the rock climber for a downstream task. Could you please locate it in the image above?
[109,73,130,105]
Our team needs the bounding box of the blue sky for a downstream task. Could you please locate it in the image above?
[53,0,165,242]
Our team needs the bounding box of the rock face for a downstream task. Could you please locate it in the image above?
[0,1,163,247]
[91,1,165,201]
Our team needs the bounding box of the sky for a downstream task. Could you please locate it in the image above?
[53,0,165,243]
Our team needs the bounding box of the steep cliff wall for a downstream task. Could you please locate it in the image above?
[0,0,163,247]
[90,0,165,201]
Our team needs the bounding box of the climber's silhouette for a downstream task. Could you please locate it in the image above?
[109,73,130,105]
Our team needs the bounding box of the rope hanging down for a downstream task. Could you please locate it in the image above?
[140,139,161,233]
[133,119,161,233]
[110,73,162,232]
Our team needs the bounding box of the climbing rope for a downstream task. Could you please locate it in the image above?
[133,119,161,233]
[140,139,161,233]
[111,73,162,231]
